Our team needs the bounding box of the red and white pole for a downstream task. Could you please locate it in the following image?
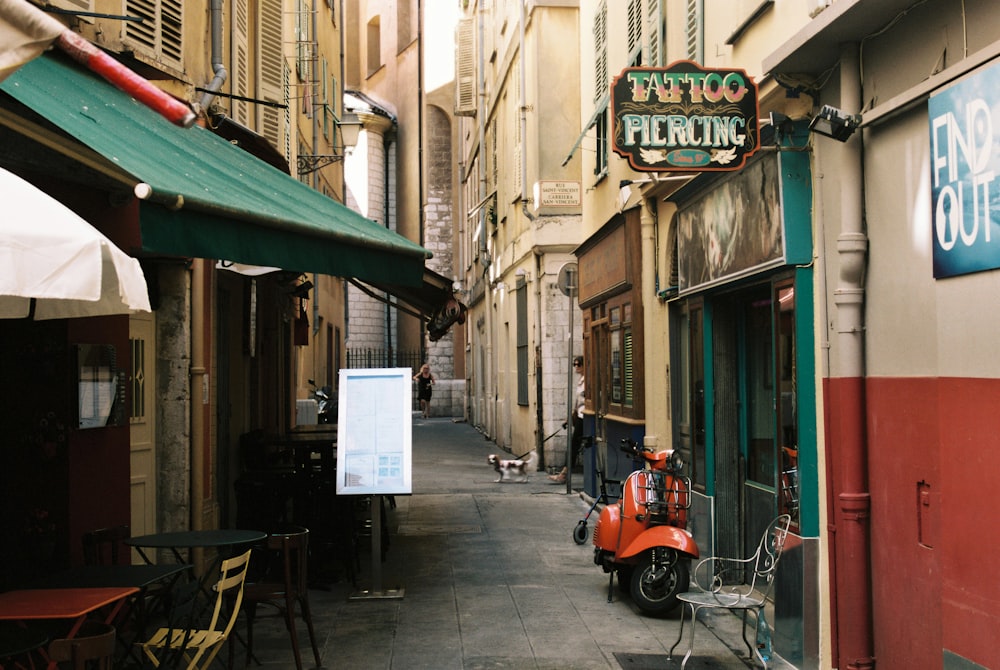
[56,30,195,128]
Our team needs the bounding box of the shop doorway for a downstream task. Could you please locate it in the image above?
[712,279,797,555]
[129,313,157,552]
[591,318,610,471]
[685,278,798,564]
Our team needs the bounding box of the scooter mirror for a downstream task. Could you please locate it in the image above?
[620,438,639,457]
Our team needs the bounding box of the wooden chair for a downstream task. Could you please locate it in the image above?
[241,526,321,670]
[140,549,252,670]
[48,620,116,670]
[82,525,131,566]
[668,514,792,669]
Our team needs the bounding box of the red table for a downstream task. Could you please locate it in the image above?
[0,586,138,668]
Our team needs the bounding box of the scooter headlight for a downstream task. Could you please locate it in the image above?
[670,450,685,472]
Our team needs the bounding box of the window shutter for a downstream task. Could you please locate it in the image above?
[160,0,182,64]
[455,18,476,116]
[283,62,292,162]
[232,0,250,124]
[123,0,183,70]
[686,0,703,62]
[624,328,634,407]
[259,0,284,149]
[49,0,92,12]
[516,282,528,406]
[593,0,607,103]
[646,0,662,67]
[627,0,642,64]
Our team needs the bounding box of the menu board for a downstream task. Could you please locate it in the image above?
[336,368,412,495]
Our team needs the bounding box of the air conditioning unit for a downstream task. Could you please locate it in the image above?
[296,399,318,425]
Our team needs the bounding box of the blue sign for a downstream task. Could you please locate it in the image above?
[929,63,1000,278]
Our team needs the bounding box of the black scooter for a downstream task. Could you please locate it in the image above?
[308,379,333,423]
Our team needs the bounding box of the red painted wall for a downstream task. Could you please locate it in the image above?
[936,378,1000,666]
[67,317,132,566]
[830,376,1000,668]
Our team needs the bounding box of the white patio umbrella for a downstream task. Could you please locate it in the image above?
[0,166,151,319]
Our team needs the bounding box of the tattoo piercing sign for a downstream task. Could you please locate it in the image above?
[611,61,760,172]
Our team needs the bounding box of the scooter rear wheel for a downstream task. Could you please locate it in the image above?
[572,520,589,545]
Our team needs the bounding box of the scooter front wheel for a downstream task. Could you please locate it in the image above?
[630,548,689,616]
[573,520,589,545]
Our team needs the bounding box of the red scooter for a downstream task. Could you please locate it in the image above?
[592,438,698,615]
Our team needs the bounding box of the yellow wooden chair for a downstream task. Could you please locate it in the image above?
[140,549,252,670]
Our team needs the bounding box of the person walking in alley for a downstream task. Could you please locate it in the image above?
[550,356,585,483]
[414,363,435,418]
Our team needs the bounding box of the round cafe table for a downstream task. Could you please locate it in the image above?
[126,529,267,665]
[125,529,267,566]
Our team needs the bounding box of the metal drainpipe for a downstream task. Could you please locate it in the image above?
[519,0,535,226]
[384,130,393,355]
[477,7,488,266]
[831,42,875,670]
[190,0,222,542]
[198,0,227,110]
[532,251,544,468]
[311,4,320,194]
[476,4,494,437]
[519,0,542,466]
[310,3,320,335]
[639,197,656,439]
[191,259,206,569]
[339,0,350,346]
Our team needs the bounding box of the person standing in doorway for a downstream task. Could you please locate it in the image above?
[413,363,435,418]
[550,356,585,483]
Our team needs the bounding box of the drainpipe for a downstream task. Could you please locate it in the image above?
[519,0,543,464]
[639,197,656,442]
[519,0,535,226]
[476,4,493,437]
[476,8,488,268]
[310,4,321,336]
[190,259,207,564]
[384,129,393,355]
[532,251,544,468]
[831,42,874,670]
[311,4,320,192]
[198,0,227,110]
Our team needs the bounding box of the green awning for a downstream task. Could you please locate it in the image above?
[0,54,430,286]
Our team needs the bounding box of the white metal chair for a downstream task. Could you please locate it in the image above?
[668,514,792,669]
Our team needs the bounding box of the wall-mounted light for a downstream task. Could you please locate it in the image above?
[297,112,364,174]
[337,112,363,149]
[289,280,314,299]
[619,179,634,211]
[768,111,795,135]
[808,105,861,142]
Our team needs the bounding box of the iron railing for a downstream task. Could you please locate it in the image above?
[345,348,424,409]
